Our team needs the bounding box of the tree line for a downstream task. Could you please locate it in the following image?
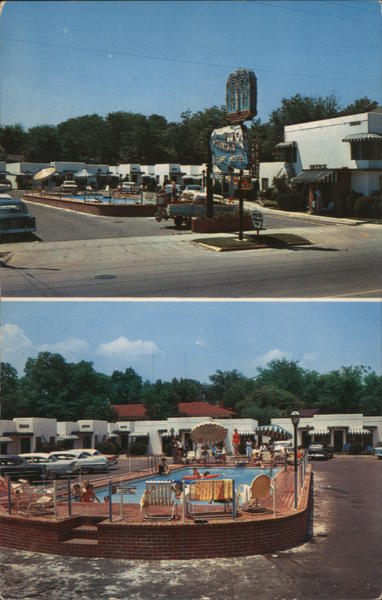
[0,95,377,166]
[1,353,381,423]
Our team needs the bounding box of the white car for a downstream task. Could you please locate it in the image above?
[273,441,293,456]
[49,450,109,474]
[20,453,77,479]
[80,448,118,466]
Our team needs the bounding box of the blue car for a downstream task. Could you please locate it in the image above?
[0,195,36,238]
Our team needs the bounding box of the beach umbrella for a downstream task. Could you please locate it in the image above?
[190,421,228,446]
[255,424,292,440]
[73,168,93,178]
[33,166,56,181]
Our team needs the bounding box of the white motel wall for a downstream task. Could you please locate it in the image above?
[1,414,382,455]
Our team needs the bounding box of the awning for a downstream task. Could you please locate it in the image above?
[0,436,13,443]
[309,429,330,436]
[236,429,256,435]
[342,133,382,142]
[275,141,296,149]
[57,434,80,441]
[106,433,120,439]
[130,432,149,437]
[256,425,292,440]
[348,428,370,435]
[161,430,180,438]
[291,170,337,184]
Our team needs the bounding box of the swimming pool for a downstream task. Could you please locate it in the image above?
[95,466,279,503]
[68,195,155,205]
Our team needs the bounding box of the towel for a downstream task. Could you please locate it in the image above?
[238,484,251,505]
[199,480,214,502]
[213,480,225,501]
[223,479,233,501]
[140,490,148,512]
[192,481,201,501]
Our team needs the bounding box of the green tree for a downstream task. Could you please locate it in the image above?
[111,367,142,404]
[316,366,367,413]
[340,97,378,116]
[255,359,306,398]
[0,362,22,419]
[0,124,27,156]
[360,372,382,416]
[24,125,61,162]
[142,380,179,420]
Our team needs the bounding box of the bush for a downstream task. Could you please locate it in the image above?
[277,191,306,212]
[354,196,373,218]
[128,437,149,455]
[349,440,363,455]
[96,441,120,454]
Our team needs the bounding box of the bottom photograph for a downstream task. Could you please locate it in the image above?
[0,300,381,600]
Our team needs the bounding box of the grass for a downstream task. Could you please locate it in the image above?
[193,233,311,252]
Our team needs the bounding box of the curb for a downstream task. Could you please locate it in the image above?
[244,202,380,226]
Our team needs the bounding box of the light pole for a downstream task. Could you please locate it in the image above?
[170,427,175,464]
[291,410,300,509]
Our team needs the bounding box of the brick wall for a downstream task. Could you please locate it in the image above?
[23,194,156,217]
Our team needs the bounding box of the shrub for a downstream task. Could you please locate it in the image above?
[354,196,373,218]
[96,440,120,454]
[128,437,149,455]
[262,199,280,209]
[349,440,363,455]
[277,191,306,212]
[345,191,363,216]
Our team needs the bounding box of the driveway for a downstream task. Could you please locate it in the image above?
[0,456,381,600]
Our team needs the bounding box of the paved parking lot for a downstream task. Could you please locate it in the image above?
[0,456,381,600]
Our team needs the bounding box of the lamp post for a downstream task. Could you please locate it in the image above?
[291,410,300,509]
[170,427,175,464]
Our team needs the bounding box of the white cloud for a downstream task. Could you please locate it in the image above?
[0,323,33,353]
[301,352,318,367]
[38,337,89,359]
[97,336,158,357]
[254,348,292,367]
[195,338,205,347]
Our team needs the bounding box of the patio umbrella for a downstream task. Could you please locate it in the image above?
[74,168,93,178]
[33,167,56,181]
[190,421,228,446]
[255,424,292,440]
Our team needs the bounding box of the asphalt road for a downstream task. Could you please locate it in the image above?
[0,456,381,600]
[21,200,329,243]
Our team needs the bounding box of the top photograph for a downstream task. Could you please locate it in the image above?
[0,0,381,298]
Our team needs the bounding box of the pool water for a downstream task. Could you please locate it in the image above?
[70,195,151,205]
[95,466,279,503]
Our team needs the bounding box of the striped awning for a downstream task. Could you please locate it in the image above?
[161,430,179,438]
[0,436,13,443]
[309,429,330,436]
[57,434,80,441]
[256,424,292,440]
[106,433,120,439]
[348,428,370,435]
[236,430,257,435]
[342,133,382,142]
[130,431,149,437]
[291,170,337,184]
[275,141,296,149]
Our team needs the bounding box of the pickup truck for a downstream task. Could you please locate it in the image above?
[162,192,263,230]
[0,455,47,480]
[307,444,334,460]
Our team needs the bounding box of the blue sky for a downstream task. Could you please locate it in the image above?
[0,1,380,129]
[1,301,380,381]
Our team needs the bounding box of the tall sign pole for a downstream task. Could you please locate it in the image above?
[206,132,213,220]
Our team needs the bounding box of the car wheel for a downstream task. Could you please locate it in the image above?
[81,467,90,474]
[174,216,183,228]
[46,470,57,480]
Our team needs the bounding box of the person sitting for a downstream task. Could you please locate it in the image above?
[80,483,100,503]
[72,483,81,502]
[158,457,170,476]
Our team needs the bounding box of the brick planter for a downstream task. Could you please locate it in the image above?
[23,193,156,217]
[192,215,254,233]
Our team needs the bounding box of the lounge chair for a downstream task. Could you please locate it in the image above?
[141,480,177,520]
[238,474,272,514]
[186,478,236,520]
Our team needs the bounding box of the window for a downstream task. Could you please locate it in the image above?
[351,141,382,160]
[18,424,30,429]
[261,178,269,190]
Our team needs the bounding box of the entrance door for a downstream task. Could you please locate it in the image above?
[333,430,344,451]
[0,443,7,454]
[20,438,31,453]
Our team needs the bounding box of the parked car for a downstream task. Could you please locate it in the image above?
[60,180,78,194]
[308,443,334,460]
[19,453,77,479]
[185,184,201,192]
[0,195,36,238]
[0,180,12,192]
[48,450,109,474]
[374,447,382,459]
[121,182,138,193]
[0,455,47,480]
[80,448,119,466]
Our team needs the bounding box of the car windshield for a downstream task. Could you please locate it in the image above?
[0,203,26,213]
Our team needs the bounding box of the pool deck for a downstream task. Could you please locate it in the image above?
[0,464,311,559]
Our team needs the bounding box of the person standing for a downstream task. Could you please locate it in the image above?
[246,439,253,460]
[155,185,168,222]
[232,428,240,456]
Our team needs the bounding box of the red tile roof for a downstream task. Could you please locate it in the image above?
[178,402,234,418]
[112,402,234,420]
[113,404,147,419]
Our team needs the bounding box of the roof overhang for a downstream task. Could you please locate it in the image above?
[275,141,296,149]
[342,133,382,142]
[0,436,13,443]
[291,169,337,184]
[57,434,80,441]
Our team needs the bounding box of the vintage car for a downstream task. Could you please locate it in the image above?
[19,453,77,479]
[0,455,47,480]
[374,447,382,459]
[60,180,78,194]
[308,443,334,460]
[80,448,119,466]
[48,450,109,474]
[0,195,36,237]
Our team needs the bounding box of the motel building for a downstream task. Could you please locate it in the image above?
[1,404,382,456]
[259,108,382,213]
